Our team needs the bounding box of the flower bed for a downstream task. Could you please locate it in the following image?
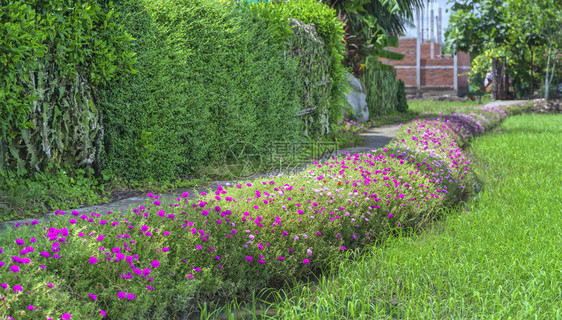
[0,106,521,319]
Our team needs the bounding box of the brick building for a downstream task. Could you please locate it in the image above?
[382,38,470,96]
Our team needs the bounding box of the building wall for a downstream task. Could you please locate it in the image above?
[382,38,470,95]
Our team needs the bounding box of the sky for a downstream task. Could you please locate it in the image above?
[403,0,453,41]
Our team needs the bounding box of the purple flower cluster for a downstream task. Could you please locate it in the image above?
[0,106,514,318]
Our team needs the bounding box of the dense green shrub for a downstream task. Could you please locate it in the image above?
[101,0,348,182]
[0,0,134,175]
[245,0,349,129]
[395,79,408,112]
[364,69,398,116]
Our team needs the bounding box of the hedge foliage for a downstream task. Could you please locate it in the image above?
[364,69,408,117]
[0,0,134,175]
[246,0,348,130]
[101,0,348,181]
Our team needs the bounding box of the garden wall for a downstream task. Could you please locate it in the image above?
[382,38,470,95]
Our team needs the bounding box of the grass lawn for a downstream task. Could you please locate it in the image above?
[261,113,562,319]
[407,96,492,115]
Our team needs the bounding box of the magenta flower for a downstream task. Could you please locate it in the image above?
[117,292,126,299]
[151,260,160,268]
[96,235,105,241]
[13,285,22,292]
[27,305,35,310]
[147,285,153,290]
[61,313,71,319]
[187,274,194,279]
[89,257,98,264]
[182,192,189,198]
[246,256,253,262]
[162,247,169,252]
[100,310,106,317]
[89,293,97,301]
[126,293,135,300]
[278,256,285,261]
[10,265,20,273]
[15,239,24,246]
[303,259,310,264]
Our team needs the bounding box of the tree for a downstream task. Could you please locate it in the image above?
[330,0,426,75]
[446,0,561,98]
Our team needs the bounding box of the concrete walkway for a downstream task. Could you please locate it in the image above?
[0,99,527,231]
[0,123,403,232]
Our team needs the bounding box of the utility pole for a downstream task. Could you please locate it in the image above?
[430,5,435,59]
[416,7,421,97]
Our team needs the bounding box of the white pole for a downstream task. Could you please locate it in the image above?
[430,7,435,59]
[437,7,443,55]
[453,44,458,95]
[416,7,421,97]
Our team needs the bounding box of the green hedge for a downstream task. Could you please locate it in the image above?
[0,0,134,175]
[364,69,408,117]
[246,0,348,132]
[101,0,348,181]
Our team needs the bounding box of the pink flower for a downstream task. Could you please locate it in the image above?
[13,285,22,292]
[117,292,126,299]
[10,265,20,273]
[89,293,97,301]
[147,285,153,290]
[89,257,98,264]
[151,260,160,268]
[27,305,35,310]
[61,313,71,319]
[246,256,253,262]
[162,247,169,252]
[187,274,194,279]
[100,310,106,317]
[15,239,24,246]
[126,293,135,300]
[303,259,310,264]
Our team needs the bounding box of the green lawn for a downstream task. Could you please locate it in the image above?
[408,96,491,115]
[258,114,562,319]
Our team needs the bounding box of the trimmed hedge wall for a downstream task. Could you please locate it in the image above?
[0,0,134,175]
[100,0,347,181]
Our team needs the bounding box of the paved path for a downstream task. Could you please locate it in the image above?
[483,100,527,108]
[0,123,403,232]
[0,99,527,231]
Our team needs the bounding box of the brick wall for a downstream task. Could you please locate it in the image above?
[381,38,470,95]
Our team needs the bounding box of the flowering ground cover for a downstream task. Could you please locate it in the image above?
[262,112,562,319]
[0,105,525,319]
